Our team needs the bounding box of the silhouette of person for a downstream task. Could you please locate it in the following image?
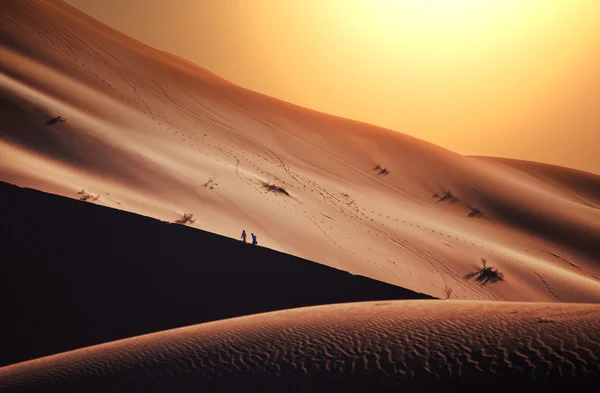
[251,233,258,245]
[241,230,247,243]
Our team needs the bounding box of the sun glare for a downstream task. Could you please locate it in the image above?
[365,0,514,21]
[322,0,574,64]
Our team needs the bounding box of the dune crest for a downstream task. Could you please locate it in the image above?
[1,0,599,302]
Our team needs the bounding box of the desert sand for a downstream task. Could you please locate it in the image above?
[1,0,600,390]
[1,1,599,304]
[1,301,599,392]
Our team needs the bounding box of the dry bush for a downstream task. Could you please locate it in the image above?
[77,190,99,202]
[468,208,484,218]
[263,182,289,196]
[175,213,196,225]
[465,258,504,284]
[202,176,217,190]
[438,190,459,204]
[443,284,453,299]
[372,164,390,175]
[45,115,66,126]
[478,266,504,284]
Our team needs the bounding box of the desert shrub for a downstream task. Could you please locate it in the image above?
[443,284,453,299]
[478,266,504,284]
[45,116,66,125]
[202,176,217,190]
[175,213,196,225]
[439,190,459,204]
[465,258,504,284]
[372,164,390,175]
[77,190,99,202]
[263,182,289,196]
[468,208,483,218]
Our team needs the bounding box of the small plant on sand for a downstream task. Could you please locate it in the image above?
[432,192,440,199]
[202,176,217,190]
[77,189,99,202]
[45,115,67,126]
[465,258,504,284]
[443,284,453,299]
[341,192,356,206]
[468,207,484,218]
[175,213,196,225]
[372,164,390,175]
[438,190,459,204]
[263,182,290,196]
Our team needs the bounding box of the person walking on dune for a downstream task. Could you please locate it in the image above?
[240,230,247,243]
[251,233,258,245]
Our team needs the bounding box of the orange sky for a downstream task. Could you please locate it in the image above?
[66,0,600,174]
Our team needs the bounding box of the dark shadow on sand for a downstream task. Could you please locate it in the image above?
[0,182,433,366]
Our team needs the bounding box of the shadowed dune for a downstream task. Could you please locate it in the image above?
[0,182,432,367]
[1,301,599,392]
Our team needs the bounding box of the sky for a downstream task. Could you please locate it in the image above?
[65,0,600,174]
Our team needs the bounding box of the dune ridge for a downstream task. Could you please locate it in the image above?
[0,0,599,304]
[0,181,432,367]
[1,300,599,392]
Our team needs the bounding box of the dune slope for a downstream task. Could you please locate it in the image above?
[0,181,432,367]
[1,301,599,392]
[473,156,600,209]
[0,0,599,302]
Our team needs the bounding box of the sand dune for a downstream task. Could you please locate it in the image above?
[473,156,600,209]
[1,0,599,305]
[1,301,599,392]
[1,1,599,389]
[0,181,431,367]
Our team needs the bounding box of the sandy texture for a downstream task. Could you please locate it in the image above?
[1,301,599,392]
[1,0,599,304]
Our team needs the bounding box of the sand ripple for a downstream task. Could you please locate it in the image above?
[1,301,599,391]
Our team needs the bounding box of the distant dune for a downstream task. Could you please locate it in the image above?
[0,181,432,367]
[1,301,599,392]
[473,156,600,209]
[1,0,599,304]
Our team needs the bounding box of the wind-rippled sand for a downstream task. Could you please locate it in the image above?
[1,301,599,392]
